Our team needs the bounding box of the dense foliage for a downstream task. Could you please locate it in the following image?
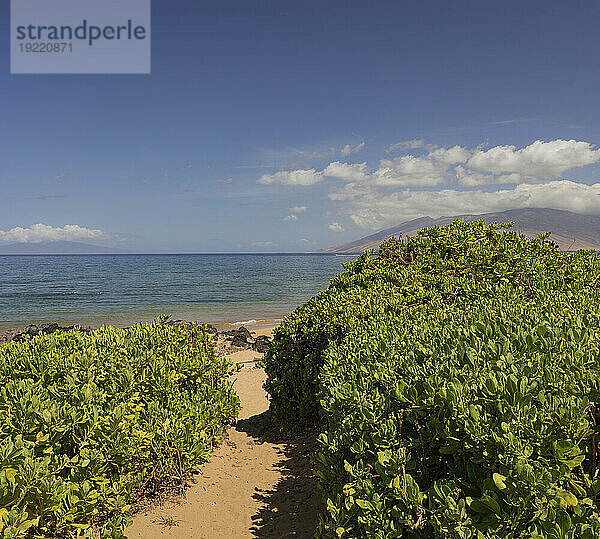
[0,320,239,538]
[262,220,600,537]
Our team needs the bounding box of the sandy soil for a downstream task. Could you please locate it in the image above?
[126,330,322,539]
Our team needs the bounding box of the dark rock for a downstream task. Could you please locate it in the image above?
[6,319,221,344]
[230,333,249,347]
[224,326,253,340]
[251,335,271,353]
[11,323,90,342]
[223,326,255,348]
[203,324,218,336]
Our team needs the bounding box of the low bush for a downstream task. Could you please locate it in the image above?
[262,220,600,537]
[316,292,600,537]
[0,320,239,538]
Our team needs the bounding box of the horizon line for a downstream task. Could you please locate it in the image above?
[0,251,344,256]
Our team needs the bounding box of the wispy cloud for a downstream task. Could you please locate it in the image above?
[248,139,368,170]
[385,139,425,153]
[328,222,345,232]
[489,118,534,125]
[31,195,65,200]
[257,169,323,186]
[51,172,68,182]
[341,141,365,156]
[251,241,277,247]
[233,164,275,169]
[283,214,298,221]
[289,205,308,213]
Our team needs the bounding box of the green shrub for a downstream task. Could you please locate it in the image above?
[262,220,600,537]
[317,292,600,537]
[0,320,239,538]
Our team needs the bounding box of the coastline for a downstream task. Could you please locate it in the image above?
[0,253,351,337]
[0,316,283,343]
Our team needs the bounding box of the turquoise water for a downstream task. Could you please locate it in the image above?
[0,254,356,328]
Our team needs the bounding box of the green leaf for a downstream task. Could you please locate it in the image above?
[492,473,507,490]
[5,469,17,483]
[469,404,480,421]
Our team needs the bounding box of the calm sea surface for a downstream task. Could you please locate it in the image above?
[0,254,356,328]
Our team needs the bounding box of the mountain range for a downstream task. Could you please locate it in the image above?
[317,208,600,253]
[0,241,131,255]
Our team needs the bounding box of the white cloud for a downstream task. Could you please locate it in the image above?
[257,169,323,186]
[466,139,600,179]
[257,144,468,189]
[289,205,308,213]
[0,224,109,244]
[455,166,495,186]
[454,166,534,187]
[428,145,472,165]
[348,181,600,229]
[298,238,310,244]
[284,214,298,221]
[385,139,425,152]
[324,147,471,188]
[375,155,449,187]
[251,241,277,247]
[496,173,536,184]
[328,182,374,201]
[323,161,370,182]
[255,139,600,232]
[271,139,600,190]
[219,177,234,184]
[341,141,365,156]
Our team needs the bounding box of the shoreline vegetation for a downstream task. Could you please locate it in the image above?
[0,317,282,538]
[0,319,241,537]
[4,219,600,537]
[264,219,600,537]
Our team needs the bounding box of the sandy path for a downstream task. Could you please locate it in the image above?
[127,346,321,538]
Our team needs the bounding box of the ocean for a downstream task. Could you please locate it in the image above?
[0,254,356,329]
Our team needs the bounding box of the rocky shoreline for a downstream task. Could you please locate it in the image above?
[0,320,272,354]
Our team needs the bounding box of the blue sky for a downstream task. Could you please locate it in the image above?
[1,0,600,252]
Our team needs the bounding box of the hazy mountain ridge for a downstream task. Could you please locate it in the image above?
[0,241,131,255]
[318,209,600,253]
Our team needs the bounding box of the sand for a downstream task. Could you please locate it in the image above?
[126,328,322,538]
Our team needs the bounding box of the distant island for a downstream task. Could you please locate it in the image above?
[317,208,600,253]
[0,241,132,255]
